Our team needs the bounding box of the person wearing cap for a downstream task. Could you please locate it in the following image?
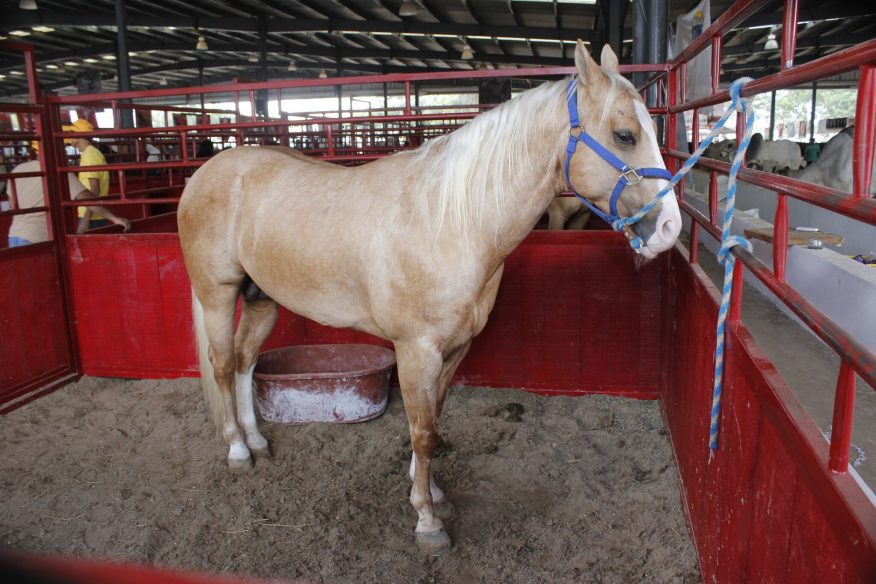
[6,141,129,247]
[63,118,119,233]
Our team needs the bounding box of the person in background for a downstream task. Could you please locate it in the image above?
[7,141,129,247]
[63,118,117,233]
[804,138,821,166]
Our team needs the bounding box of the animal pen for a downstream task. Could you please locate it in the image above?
[1,0,875,581]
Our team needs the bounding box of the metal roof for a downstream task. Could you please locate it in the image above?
[0,0,874,98]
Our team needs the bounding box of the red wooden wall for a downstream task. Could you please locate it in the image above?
[660,246,876,583]
[66,226,661,397]
[0,243,76,412]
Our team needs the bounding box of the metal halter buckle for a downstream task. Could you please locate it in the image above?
[569,124,585,138]
[620,167,643,185]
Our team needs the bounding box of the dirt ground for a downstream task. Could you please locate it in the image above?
[1,377,700,584]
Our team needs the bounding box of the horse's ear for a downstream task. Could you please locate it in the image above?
[574,40,601,86]
[600,44,619,75]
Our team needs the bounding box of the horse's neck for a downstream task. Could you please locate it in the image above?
[421,81,568,257]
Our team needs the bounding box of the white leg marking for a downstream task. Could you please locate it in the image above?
[229,441,250,460]
[410,453,446,503]
[236,364,268,451]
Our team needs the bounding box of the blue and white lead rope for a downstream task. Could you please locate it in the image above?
[626,78,755,459]
[707,79,755,459]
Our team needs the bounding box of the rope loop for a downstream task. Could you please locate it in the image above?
[706,77,756,458]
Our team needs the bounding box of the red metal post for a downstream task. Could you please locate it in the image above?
[852,65,875,200]
[325,124,335,157]
[728,259,744,324]
[736,110,746,165]
[709,170,718,227]
[773,193,788,281]
[781,0,799,70]
[829,361,857,474]
[404,81,412,116]
[117,170,126,200]
[667,68,678,176]
[689,222,700,264]
[710,36,722,95]
[111,100,119,129]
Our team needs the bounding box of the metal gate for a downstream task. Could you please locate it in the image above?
[0,42,78,412]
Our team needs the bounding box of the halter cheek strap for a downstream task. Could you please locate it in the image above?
[563,79,673,248]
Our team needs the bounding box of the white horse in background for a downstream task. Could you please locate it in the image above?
[797,127,876,196]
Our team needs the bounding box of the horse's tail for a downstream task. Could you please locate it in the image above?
[192,289,225,432]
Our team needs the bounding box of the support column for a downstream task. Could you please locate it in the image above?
[632,0,648,89]
[769,90,776,140]
[114,0,133,128]
[607,0,626,60]
[809,81,817,141]
[255,16,269,117]
[646,0,667,140]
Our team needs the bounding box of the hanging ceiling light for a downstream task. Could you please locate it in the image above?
[287,60,297,72]
[159,77,168,86]
[399,1,418,17]
[196,35,208,50]
[20,0,38,10]
[764,31,778,51]
[318,70,328,79]
[248,53,259,62]
[461,43,474,60]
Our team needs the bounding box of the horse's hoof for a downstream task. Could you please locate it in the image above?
[432,498,456,520]
[228,455,253,473]
[250,445,271,459]
[416,528,452,556]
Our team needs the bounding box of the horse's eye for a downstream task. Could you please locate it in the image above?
[615,131,636,146]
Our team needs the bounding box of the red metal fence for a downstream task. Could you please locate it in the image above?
[648,0,876,478]
[2,1,875,578]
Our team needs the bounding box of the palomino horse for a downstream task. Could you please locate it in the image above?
[178,42,681,555]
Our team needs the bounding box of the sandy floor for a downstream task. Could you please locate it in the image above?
[1,377,700,584]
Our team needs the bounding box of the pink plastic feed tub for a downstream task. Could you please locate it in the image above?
[253,344,396,424]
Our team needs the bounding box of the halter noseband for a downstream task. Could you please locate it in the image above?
[563,79,673,251]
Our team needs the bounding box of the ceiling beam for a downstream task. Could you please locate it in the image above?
[4,10,611,41]
[0,41,574,70]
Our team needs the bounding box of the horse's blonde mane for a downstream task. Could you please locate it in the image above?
[414,80,567,239]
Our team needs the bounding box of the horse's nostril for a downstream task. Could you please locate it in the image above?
[658,215,680,241]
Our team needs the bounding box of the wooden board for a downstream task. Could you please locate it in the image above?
[744,226,844,246]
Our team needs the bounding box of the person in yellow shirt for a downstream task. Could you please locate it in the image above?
[63,119,127,233]
[7,141,129,247]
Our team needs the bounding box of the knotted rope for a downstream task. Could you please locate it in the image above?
[621,78,755,459]
[707,79,755,459]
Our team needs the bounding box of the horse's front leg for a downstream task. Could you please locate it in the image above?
[396,339,453,555]
[407,340,471,522]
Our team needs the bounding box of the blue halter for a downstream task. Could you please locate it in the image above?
[563,79,673,251]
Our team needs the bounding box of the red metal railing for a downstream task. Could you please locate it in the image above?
[658,0,876,474]
[42,65,667,215]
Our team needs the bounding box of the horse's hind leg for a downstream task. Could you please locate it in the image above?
[233,296,278,459]
[199,284,253,472]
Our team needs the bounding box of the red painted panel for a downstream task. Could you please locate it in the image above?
[67,228,660,396]
[745,421,799,583]
[661,245,876,584]
[0,243,74,409]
